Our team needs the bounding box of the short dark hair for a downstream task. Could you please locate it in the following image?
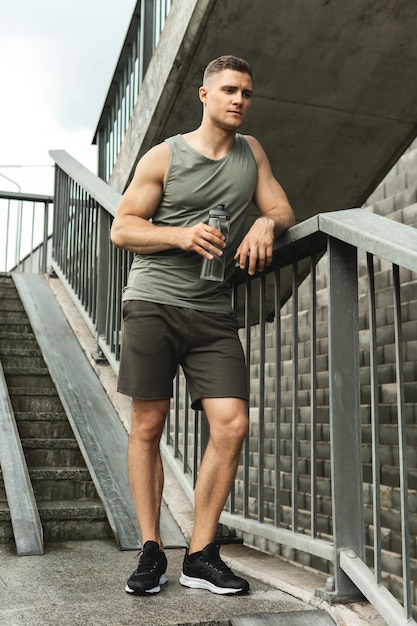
[203,55,253,84]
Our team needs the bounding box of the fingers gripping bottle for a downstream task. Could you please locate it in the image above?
[200,204,231,282]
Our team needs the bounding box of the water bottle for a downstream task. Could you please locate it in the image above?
[200,204,231,282]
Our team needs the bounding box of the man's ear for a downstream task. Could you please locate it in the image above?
[199,85,208,104]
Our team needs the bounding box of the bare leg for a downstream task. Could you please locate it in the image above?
[128,398,169,549]
[189,397,248,554]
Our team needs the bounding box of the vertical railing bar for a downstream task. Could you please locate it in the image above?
[183,380,189,475]
[86,198,94,316]
[90,200,97,324]
[258,274,266,523]
[4,199,11,271]
[73,185,83,297]
[110,244,118,347]
[310,251,318,537]
[81,190,88,305]
[291,255,299,532]
[29,201,35,272]
[114,247,123,360]
[165,400,171,450]
[173,371,180,454]
[105,243,114,347]
[70,181,77,292]
[231,280,239,515]
[243,276,252,518]
[111,248,121,351]
[184,380,190,473]
[106,116,111,181]
[61,170,68,272]
[193,410,199,487]
[84,191,91,308]
[392,263,412,620]
[274,264,282,527]
[327,237,365,600]
[41,200,49,273]
[15,196,23,270]
[74,191,80,291]
[367,252,382,582]
[67,177,74,283]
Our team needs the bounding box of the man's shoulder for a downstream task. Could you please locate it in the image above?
[239,134,264,165]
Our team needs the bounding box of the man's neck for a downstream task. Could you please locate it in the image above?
[183,125,237,160]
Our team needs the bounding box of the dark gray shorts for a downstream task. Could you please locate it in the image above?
[117,301,248,410]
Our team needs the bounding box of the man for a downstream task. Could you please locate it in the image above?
[111,55,295,596]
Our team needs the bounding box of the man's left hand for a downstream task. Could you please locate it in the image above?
[234,217,275,276]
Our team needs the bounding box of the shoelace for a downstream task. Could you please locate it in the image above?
[134,550,160,574]
[203,555,233,575]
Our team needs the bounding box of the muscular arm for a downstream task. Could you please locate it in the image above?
[234,135,295,275]
[110,142,226,258]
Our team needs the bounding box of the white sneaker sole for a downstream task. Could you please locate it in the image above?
[125,573,168,595]
[179,573,247,595]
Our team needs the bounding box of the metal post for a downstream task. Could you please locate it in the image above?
[317,237,365,602]
[95,208,111,356]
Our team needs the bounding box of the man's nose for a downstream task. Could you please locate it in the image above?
[232,91,243,104]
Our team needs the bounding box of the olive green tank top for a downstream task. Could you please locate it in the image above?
[122,133,258,313]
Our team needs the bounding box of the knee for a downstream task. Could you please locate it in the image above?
[214,412,249,447]
[132,420,163,446]
[130,402,167,446]
[232,413,249,442]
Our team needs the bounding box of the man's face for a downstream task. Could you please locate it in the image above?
[200,69,253,130]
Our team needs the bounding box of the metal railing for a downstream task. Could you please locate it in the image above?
[0,191,53,273]
[92,0,173,182]
[8,152,417,625]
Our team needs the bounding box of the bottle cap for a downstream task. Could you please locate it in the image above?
[209,204,230,219]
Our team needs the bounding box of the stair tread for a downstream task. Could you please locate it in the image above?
[14,412,68,420]
[21,438,79,448]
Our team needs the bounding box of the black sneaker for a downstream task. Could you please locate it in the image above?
[179,542,249,595]
[125,541,168,595]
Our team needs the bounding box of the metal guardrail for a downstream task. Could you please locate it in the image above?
[92,0,173,182]
[6,153,417,624]
[0,361,44,555]
[0,191,53,273]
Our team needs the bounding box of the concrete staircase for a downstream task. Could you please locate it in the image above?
[0,275,113,544]
[238,140,417,606]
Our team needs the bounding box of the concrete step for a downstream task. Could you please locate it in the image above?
[0,331,37,350]
[0,466,97,502]
[3,371,56,388]
[0,348,46,369]
[7,387,63,412]
[0,320,33,335]
[20,438,86,467]
[14,411,73,438]
[0,501,109,548]
[37,500,113,542]
[0,306,28,328]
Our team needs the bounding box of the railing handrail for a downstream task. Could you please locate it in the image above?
[49,150,121,217]
[0,191,53,203]
[275,209,417,272]
[39,156,417,274]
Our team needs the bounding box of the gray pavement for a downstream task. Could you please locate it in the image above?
[0,537,387,626]
[0,539,318,626]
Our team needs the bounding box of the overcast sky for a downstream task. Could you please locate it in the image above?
[0,0,135,194]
